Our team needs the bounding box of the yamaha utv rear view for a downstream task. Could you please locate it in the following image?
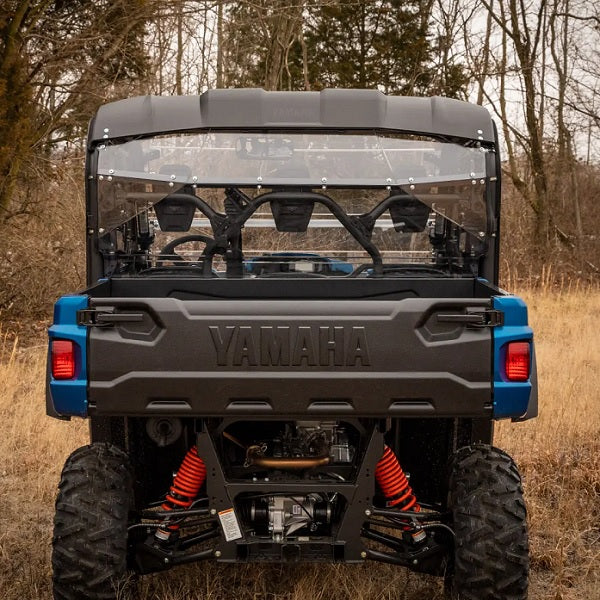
[47,89,536,600]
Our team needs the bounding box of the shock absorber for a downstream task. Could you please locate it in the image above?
[155,445,207,542]
[375,445,420,512]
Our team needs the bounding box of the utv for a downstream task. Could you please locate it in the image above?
[47,89,536,600]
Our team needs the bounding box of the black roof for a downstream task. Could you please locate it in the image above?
[89,89,495,144]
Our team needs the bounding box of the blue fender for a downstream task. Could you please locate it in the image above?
[47,295,88,418]
[492,295,538,420]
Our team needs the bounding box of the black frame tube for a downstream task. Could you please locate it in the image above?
[218,191,384,275]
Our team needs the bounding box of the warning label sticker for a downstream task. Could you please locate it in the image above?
[218,507,243,542]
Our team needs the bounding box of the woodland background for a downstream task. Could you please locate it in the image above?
[0,0,599,316]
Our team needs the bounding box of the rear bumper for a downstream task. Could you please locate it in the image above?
[89,371,491,417]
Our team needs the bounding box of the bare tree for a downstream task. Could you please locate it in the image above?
[253,1,305,91]
[476,0,555,244]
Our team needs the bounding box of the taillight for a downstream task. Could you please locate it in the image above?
[51,340,76,379]
[505,342,530,381]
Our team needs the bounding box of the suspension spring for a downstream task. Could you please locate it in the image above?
[375,445,420,512]
[156,445,206,541]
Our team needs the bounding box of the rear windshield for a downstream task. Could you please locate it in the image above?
[93,131,493,279]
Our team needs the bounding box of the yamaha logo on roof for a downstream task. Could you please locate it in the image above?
[209,325,371,367]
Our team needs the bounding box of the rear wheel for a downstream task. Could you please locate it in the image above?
[52,443,133,600]
[446,444,529,600]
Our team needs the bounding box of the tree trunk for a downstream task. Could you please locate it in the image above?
[507,0,550,242]
[263,1,303,91]
[477,0,494,105]
[175,1,184,95]
[216,0,224,88]
[0,1,35,218]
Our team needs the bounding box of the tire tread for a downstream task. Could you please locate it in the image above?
[52,443,132,600]
[448,444,529,600]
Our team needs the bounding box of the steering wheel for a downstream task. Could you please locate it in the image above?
[158,234,217,267]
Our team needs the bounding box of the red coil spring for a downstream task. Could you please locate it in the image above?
[160,446,206,530]
[375,445,420,512]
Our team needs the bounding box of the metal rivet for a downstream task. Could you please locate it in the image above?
[257,176,263,182]
[210,508,217,515]
[408,177,414,183]
[257,184,262,190]
[470,172,475,178]
[386,178,392,183]
[479,231,485,237]
[478,136,483,140]
[169,182,174,187]
[477,129,483,135]
[321,177,327,183]
[107,175,112,181]
[103,134,108,139]
[214,550,222,558]
[98,175,104,180]
[480,179,485,185]
[192,176,198,182]
[471,180,477,185]
[109,169,114,174]
[98,228,105,234]
[410,184,415,190]
[364,509,371,517]
[360,551,367,559]
[321,185,327,190]
[170,174,176,180]
[386,185,391,191]
[103,128,110,133]
[164,557,170,564]
[99,144,105,150]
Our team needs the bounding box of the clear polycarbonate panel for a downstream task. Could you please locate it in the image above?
[97,131,487,186]
[96,131,490,233]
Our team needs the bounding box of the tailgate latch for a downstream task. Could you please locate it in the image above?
[76,308,144,327]
[437,308,504,328]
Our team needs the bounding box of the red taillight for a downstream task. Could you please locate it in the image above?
[505,342,530,382]
[51,340,76,379]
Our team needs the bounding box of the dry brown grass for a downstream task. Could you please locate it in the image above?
[0,288,599,600]
[495,287,600,600]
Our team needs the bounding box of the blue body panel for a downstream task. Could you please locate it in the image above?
[492,295,536,419]
[47,295,88,417]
